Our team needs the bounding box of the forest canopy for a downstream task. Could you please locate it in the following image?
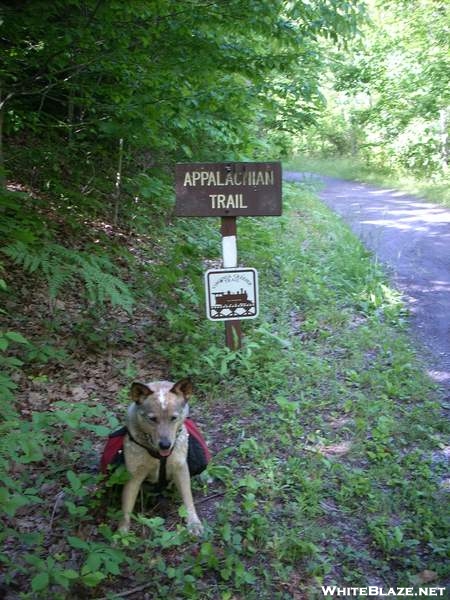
[296,0,450,179]
[1,0,362,211]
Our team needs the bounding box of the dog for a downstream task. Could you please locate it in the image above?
[118,378,203,535]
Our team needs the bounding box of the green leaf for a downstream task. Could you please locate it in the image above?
[5,331,29,344]
[81,423,112,436]
[62,569,79,580]
[394,526,403,544]
[16,437,44,463]
[85,552,102,572]
[66,470,81,491]
[67,535,89,550]
[14,230,37,243]
[31,572,50,592]
[181,144,193,158]
[104,559,121,576]
[0,491,32,517]
[82,571,106,587]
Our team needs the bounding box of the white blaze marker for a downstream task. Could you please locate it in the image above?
[222,235,237,268]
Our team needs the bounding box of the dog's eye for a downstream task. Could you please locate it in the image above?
[170,416,178,422]
[148,416,158,423]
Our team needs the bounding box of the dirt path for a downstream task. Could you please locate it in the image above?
[285,172,450,395]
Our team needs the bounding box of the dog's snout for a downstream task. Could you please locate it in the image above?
[159,438,172,450]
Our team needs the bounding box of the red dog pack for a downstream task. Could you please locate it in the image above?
[100,418,211,478]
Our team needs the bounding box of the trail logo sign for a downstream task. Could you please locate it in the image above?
[175,162,282,217]
[204,268,259,321]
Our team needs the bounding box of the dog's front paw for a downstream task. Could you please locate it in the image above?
[187,519,204,537]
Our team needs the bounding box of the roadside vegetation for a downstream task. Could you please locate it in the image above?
[286,156,450,206]
[291,0,450,206]
[1,181,448,598]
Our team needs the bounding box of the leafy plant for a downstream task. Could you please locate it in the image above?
[2,241,134,313]
[0,329,29,403]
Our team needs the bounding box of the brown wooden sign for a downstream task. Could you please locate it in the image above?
[175,161,282,217]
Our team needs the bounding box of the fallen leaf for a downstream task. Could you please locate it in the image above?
[418,570,438,584]
[28,392,47,408]
[71,386,89,401]
[317,441,352,457]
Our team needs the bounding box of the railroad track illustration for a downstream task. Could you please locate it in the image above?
[211,290,256,319]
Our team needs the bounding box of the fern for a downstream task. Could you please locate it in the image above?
[1,241,134,313]
[81,257,134,313]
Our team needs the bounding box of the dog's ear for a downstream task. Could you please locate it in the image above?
[170,378,193,401]
[130,382,152,404]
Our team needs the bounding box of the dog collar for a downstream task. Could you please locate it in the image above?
[125,428,172,460]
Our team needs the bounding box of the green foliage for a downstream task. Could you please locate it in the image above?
[2,239,133,312]
[286,156,450,206]
[0,326,29,411]
[294,0,450,185]
[1,0,363,222]
[1,182,448,597]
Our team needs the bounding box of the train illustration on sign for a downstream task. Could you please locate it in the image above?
[205,268,259,321]
[212,289,253,307]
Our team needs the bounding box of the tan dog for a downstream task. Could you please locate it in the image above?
[118,378,203,535]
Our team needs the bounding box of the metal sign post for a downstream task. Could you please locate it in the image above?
[175,161,282,351]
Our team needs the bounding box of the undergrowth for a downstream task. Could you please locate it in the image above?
[0,183,448,598]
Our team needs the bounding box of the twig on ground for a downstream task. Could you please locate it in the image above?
[49,491,65,530]
[95,581,153,600]
[196,491,226,505]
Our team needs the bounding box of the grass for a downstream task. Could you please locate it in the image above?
[1,183,448,598]
[285,156,450,207]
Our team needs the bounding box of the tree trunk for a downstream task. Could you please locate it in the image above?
[113,138,124,226]
[0,87,5,189]
[68,88,75,146]
[439,108,448,171]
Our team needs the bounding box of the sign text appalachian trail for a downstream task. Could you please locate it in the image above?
[175,161,282,217]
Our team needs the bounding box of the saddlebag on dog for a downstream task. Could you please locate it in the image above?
[100,418,211,477]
